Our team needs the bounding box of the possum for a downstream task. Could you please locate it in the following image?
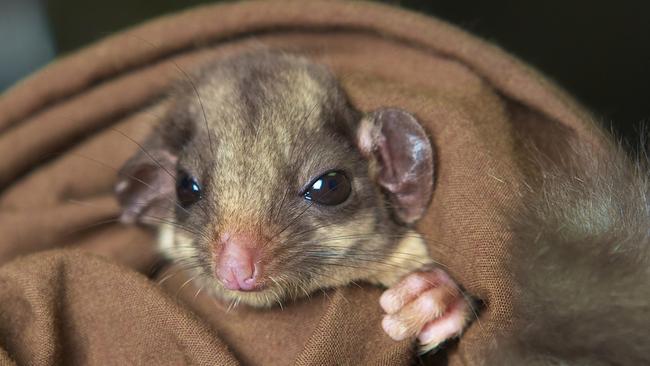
[113,51,474,352]
[481,134,650,365]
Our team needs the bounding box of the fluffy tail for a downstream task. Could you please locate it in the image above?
[483,133,650,365]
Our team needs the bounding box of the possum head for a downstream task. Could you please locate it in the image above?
[115,53,435,306]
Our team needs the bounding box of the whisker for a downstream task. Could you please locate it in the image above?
[110,127,176,180]
[125,33,216,158]
[64,217,121,235]
[193,285,205,302]
[175,273,201,299]
[69,152,195,217]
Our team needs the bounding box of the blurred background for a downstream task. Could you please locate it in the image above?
[1,0,648,148]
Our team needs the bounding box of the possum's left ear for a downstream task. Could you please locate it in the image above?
[357,108,434,224]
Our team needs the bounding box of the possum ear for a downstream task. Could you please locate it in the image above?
[114,135,178,225]
[357,108,434,224]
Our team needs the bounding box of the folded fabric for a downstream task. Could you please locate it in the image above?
[0,1,600,365]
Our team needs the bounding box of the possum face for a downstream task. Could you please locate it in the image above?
[115,53,435,306]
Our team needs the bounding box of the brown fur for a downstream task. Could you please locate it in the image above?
[117,52,433,307]
[482,132,650,365]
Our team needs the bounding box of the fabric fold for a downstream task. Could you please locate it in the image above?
[0,1,600,365]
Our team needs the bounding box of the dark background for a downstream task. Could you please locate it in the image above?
[3,0,649,147]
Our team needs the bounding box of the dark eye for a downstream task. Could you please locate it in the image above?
[303,171,351,205]
[177,171,202,207]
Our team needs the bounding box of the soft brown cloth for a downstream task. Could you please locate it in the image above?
[0,1,599,365]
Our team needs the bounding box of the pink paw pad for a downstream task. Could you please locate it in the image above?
[380,269,472,352]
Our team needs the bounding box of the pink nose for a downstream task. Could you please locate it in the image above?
[215,233,263,292]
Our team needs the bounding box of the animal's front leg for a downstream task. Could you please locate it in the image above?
[380,268,473,353]
[368,233,474,353]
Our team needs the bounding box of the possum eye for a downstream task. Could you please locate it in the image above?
[304,171,351,205]
[176,171,202,207]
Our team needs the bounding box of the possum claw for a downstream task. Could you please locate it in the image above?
[379,268,472,353]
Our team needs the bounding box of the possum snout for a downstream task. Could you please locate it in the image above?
[214,233,265,292]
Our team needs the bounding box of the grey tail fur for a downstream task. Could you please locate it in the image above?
[482,131,650,365]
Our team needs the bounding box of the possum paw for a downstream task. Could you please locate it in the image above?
[379,268,472,353]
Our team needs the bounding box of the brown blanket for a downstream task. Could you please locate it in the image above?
[0,1,600,365]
